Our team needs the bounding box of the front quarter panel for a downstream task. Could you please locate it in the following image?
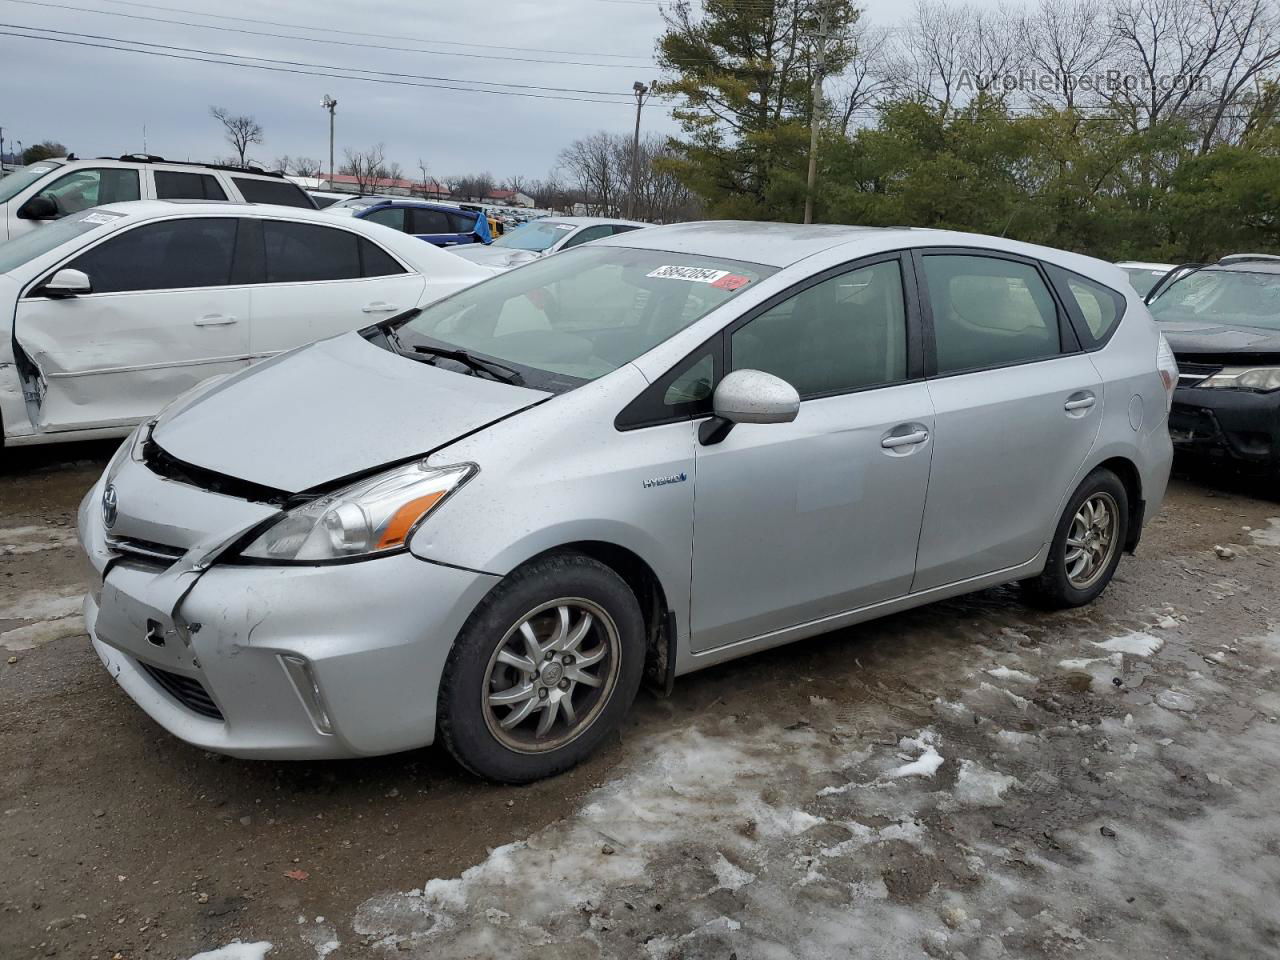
[408,364,697,634]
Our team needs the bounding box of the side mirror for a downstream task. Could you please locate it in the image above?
[39,268,92,298]
[18,195,59,221]
[700,369,800,445]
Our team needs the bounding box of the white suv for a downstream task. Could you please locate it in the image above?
[0,155,315,242]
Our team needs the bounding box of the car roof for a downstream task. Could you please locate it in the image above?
[597,220,1122,277]
[1203,260,1280,275]
[1116,261,1175,271]
[538,216,647,229]
[43,157,290,180]
[93,199,378,222]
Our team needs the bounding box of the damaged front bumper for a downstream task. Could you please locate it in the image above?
[1169,385,1280,471]
[78,463,499,760]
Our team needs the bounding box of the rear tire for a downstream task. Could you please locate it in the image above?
[1024,468,1128,610]
[437,552,645,783]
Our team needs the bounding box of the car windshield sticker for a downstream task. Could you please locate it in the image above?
[647,265,735,283]
[555,224,575,231]
[711,274,752,291]
[30,166,53,175]
[80,212,123,225]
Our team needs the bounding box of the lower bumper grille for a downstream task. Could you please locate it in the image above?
[138,662,224,720]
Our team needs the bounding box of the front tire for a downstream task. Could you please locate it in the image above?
[1024,468,1129,610]
[438,553,645,783]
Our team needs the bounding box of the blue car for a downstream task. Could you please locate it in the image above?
[353,200,492,248]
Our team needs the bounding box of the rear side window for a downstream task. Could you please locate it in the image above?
[68,217,236,293]
[263,221,360,283]
[360,239,406,278]
[922,255,1060,374]
[1047,265,1126,347]
[364,207,407,231]
[561,225,612,250]
[409,208,454,234]
[611,224,642,236]
[448,212,477,233]
[154,171,227,201]
[233,177,313,208]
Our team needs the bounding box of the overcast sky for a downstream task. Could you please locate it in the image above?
[1,0,926,183]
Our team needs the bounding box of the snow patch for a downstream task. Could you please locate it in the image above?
[0,526,78,556]
[1093,631,1163,657]
[887,745,945,780]
[986,666,1038,684]
[712,853,756,891]
[0,589,83,622]
[952,760,1018,807]
[0,615,85,651]
[1248,518,1280,547]
[187,943,272,960]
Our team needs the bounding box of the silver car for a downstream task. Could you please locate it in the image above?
[77,222,1176,782]
[450,216,647,270]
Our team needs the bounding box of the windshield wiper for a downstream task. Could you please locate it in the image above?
[411,344,525,385]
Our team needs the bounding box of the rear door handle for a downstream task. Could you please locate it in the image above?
[1064,394,1096,411]
[881,429,929,449]
[361,302,399,314]
[193,314,237,327]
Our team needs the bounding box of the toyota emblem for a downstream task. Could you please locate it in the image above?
[102,484,118,529]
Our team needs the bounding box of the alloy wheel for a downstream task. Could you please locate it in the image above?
[1064,492,1119,589]
[481,598,620,754]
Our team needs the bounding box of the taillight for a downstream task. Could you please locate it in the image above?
[1156,332,1178,411]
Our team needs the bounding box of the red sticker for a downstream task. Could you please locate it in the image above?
[711,274,751,291]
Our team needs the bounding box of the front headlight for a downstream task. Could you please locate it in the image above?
[239,461,474,563]
[1199,366,1280,392]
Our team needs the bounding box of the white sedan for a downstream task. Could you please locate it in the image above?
[0,200,494,449]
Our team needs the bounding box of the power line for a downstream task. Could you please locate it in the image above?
[90,0,660,60]
[0,22,638,97]
[0,28,639,104]
[0,0,663,69]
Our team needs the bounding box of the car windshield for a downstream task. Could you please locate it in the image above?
[396,246,774,387]
[0,207,125,275]
[0,160,65,204]
[1149,268,1280,330]
[1122,267,1170,298]
[491,219,575,252]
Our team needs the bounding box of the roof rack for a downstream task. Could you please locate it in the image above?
[95,154,289,178]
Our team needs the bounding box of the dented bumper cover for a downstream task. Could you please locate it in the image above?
[78,461,499,759]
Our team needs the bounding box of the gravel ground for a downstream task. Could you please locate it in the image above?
[3,441,1280,960]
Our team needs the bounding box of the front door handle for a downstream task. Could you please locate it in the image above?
[361,302,400,313]
[881,429,929,449]
[1064,393,1096,412]
[193,314,237,327]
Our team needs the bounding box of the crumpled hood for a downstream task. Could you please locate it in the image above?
[451,245,541,270]
[152,333,550,493]
[1159,320,1280,356]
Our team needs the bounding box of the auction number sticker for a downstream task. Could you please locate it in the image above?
[647,265,752,290]
[80,212,123,225]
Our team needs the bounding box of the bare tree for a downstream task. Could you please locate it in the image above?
[504,175,528,197]
[1195,0,1280,151]
[383,161,404,185]
[272,154,293,174]
[1020,0,1115,110]
[831,23,900,134]
[340,143,388,192]
[292,156,322,178]
[209,106,263,167]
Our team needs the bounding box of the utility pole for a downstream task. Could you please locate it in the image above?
[321,94,338,187]
[627,80,653,220]
[803,0,831,225]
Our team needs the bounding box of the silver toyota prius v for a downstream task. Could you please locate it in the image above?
[77,222,1177,782]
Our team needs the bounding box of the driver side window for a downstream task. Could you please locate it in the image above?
[36,168,140,216]
[730,259,909,399]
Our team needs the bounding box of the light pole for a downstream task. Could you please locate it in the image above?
[627,80,654,220]
[321,95,337,187]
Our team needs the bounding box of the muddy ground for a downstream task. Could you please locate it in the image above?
[2,441,1280,960]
